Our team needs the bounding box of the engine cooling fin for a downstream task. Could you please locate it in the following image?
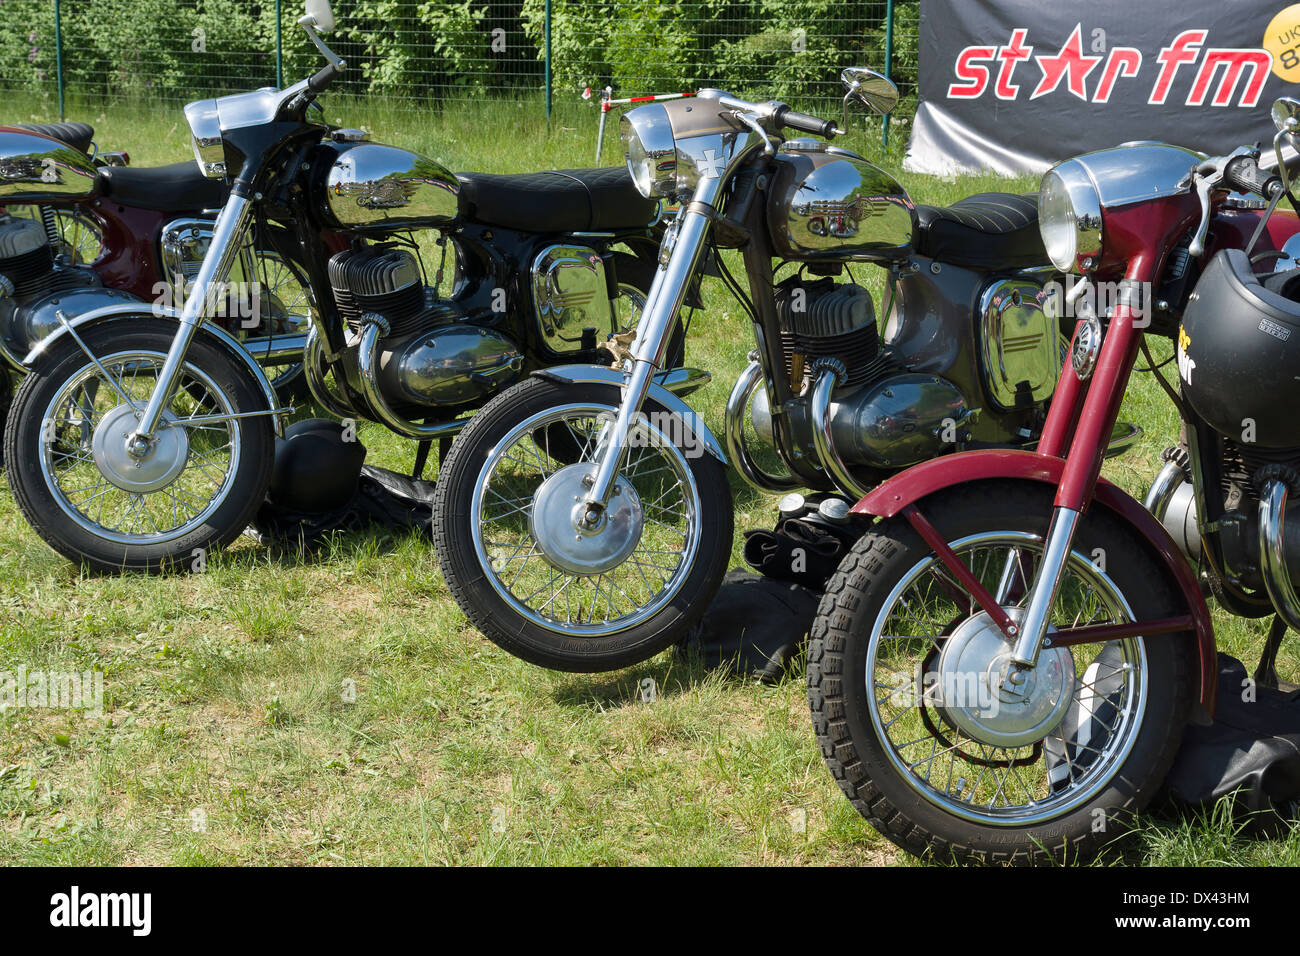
[775,278,879,389]
[329,246,427,337]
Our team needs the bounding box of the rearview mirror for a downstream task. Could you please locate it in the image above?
[304,0,334,32]
[841,67,899,117]
[1273,97,1300,137]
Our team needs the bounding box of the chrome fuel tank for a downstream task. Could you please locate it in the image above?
[767,139,915,261]
[317,141,459,231]
[0,127,98,203]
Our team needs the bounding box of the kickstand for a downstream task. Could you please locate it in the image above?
[1255,615,1289,691]
[411,439,431,481]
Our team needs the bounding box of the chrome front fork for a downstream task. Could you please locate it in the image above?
[581,187,716,512]
[1004,506,1081,685]
[129,192,254,447]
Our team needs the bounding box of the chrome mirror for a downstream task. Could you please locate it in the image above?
[840,67,899,132]
[304,0,334,32]
[1272,97,1300,197]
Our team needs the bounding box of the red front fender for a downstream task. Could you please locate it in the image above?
[854,449,1217,719]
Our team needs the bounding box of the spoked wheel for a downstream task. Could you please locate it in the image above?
[808,482,1196,864]
[223,240,313,403]
[4,317,274,572]
[432,376,731,671]
[14,206,104,264]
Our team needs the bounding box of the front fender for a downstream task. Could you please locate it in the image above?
[23,303,285,436]
[532,364,725,465]
[855,449,1218,719]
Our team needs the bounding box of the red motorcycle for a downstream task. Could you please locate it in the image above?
[0,121,315,435]
[807,102,1300,863]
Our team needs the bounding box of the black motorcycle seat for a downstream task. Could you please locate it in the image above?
[455,167,658,233]
[914,192,1046,270]
[13,121,95,155]
[95,162,228,212]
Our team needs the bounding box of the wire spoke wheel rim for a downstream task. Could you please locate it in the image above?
[38,349,241,545]
[867,530,1148,826]
[470,401,701,636]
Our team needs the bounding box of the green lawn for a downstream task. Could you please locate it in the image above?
[1,91,1297,866]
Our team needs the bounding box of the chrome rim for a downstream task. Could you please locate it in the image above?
[470,401,701,636]
[38,349,241,545]
[866,531,1147,826]
[613,282,647,335]
[229,249,311,391]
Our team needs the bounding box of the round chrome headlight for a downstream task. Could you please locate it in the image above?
[1039,160,1102,273]
[620,103,676,199]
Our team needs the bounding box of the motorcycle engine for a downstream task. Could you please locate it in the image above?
[1156,441,1300,592]
[0,216,138,364]
[327,245,522,409]
[749,274,968,472]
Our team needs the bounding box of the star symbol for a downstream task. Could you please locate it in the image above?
[697,148,726,179]
[1031,23,1101,101]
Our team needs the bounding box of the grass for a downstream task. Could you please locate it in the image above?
[1,90,1298,866]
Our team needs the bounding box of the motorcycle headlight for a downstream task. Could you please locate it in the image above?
[1039,160,1102,273]
[183,99,226,180]
[620,103,676,199]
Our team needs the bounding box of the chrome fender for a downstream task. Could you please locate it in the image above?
[532,364,725,465]
[23,303,285,436]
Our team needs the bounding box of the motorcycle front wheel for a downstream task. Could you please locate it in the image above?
[4,317,274,572]
[432,376,732,671]
[808,482,1196,864]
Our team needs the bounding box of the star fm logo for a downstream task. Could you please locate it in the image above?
[948,23,1271,107]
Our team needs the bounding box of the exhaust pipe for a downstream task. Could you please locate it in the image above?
[724,356,802,493]
[1259,478,1300,631]
[238,331,308,364]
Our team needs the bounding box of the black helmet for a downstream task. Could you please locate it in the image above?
[1179,248,1300,448]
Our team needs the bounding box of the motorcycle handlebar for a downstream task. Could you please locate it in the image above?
[1224,154,1284,200]
[308,62,341,95]
[773,106,840,138]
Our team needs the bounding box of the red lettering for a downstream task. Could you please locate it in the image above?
[1092,47,1142,103]
[1187,49,1273,107]
[995,29,1034,99]
[1151,30,1207,104]
[948,46,997,98]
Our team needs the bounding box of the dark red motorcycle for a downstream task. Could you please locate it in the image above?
[807,100,1300,863]
[0,121,315,437]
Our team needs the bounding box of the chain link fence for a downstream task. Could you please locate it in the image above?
[1,1,916,140]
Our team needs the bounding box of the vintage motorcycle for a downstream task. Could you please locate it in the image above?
[0,120,315,442]
[804,99,1300,863]
[428,68,1118,672]
[3,0,680,572]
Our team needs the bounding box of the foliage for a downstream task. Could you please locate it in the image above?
[0,0,918,116]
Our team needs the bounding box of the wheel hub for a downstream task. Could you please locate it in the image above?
[91,404,190,494]
[935,608,1075,748]
[529,462,643,575]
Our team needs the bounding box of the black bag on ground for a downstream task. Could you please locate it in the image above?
[248,418,437,545]
[1163,653,1300,821]
[676,569,821,682]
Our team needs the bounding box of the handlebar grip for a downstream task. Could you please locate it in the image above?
[774,106,839,138]
[308,62,340,94]
[1225,154,1283,199]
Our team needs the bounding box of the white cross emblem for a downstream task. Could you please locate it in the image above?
[697,148,726,179]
